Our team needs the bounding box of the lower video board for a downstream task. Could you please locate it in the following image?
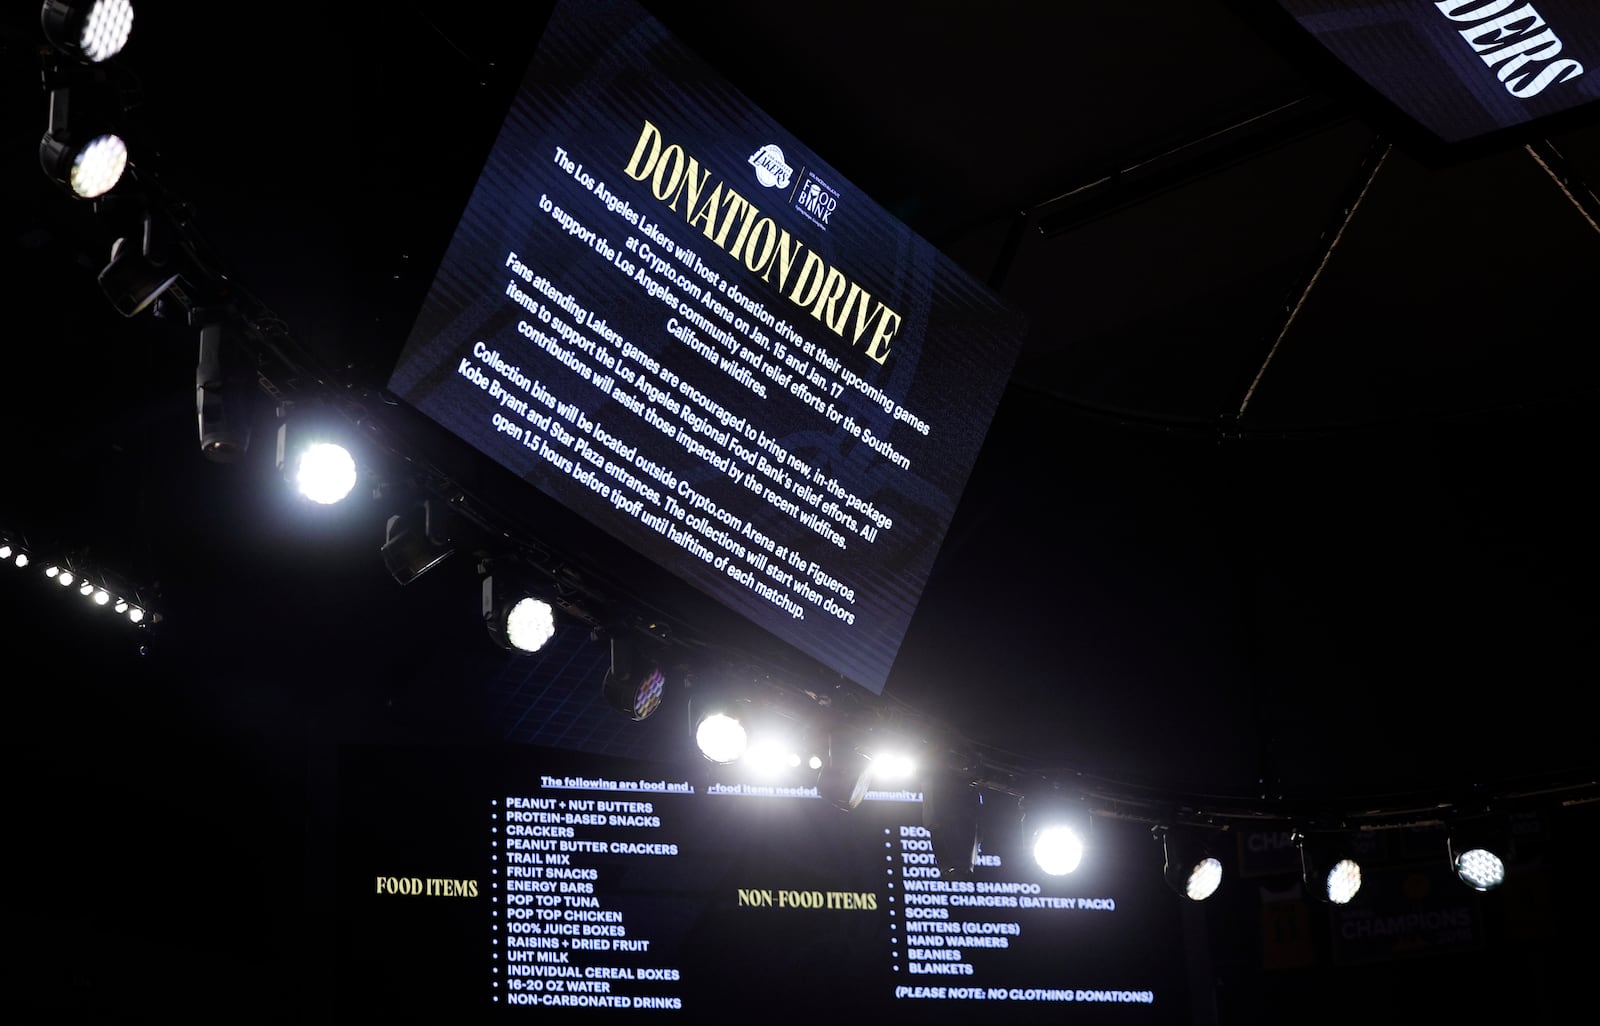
[336,745,1191,1023]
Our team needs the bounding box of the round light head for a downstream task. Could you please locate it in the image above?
[0,545,11,560]
[503,596,556,653]
[695,713,747,764]
[603,663,665,721]
[42,0,134,62]
[1325,858,1362,905]
[1033,825,1085,876]
[1453,846,1506,892]
[294,442,358,504]
[1183,857,1223,901]
[69,133,127,198]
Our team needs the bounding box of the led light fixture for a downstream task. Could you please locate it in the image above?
[482,570,557,654]
[1022,795,1091,876]
[1296,831,1364,905]
[1156,826,1224,901]
[600,633,668,722]
[42,1,135,64]
[1448,815,1513,892]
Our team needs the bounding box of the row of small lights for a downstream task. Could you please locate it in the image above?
[0,541,153,624]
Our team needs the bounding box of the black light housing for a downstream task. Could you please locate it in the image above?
[98,213,180,316]
[195,319,255,462]
[380,499,457,585]
[600,632,668,721]
[1156,825,1224,901]
[817,729,873,811]
[1448,815,1513,892]
[922,769,981,875]
[1295,830,1364,905]
[39,83,129,200]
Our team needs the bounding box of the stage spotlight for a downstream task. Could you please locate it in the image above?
[380,499,456,585]
[481,571,557,654]
[0,545,11,561]
[39,83,129,199]
[922,771,981,876]
[126,604,145,623]
[98,215,181,316]
[868,747,918,783]
[15,552,30,568]
[195,321,255,462]
[742,737,797,776]
[1296,831,1363,905]
[1156,827,1224,901]
[1023,796,1091,876]
[601,634,667,722]
[1448,817,1512,892]
[276,415,359,505]
[42,1,134,63]
[695,712,747,764]
[78,580,95,596]
[818,733,874,811]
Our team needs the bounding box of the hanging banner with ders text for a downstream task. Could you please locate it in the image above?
[1276,0,1600,144]
[387,0,1028,694]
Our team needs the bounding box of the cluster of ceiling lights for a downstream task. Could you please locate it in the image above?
[0,534,156,628]
[38,1,136,200]
[673,678,1527,906]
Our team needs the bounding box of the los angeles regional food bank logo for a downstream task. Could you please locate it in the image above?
[749,143,841,231]
[791,170,838,230]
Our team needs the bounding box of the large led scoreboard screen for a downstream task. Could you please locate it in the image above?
[386,0,1028,695]
[336,745,1190,1023]
[1274,0,1600,145]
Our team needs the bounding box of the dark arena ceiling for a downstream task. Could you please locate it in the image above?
[4,1,1599,1019]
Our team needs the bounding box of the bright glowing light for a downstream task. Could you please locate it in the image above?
[14,553,29,568]
[295,443,358,504]
[807,754,823,771]
[81,0,135,62]
[1454,847,1506,891]
[871,752,917,780]
[57,570,75,586]
[69,133,127,198]
[504,596,555,653]
[79,581,95,596]
[1033,825,1085,876]
[45,565,60,578]
[0,545,11,560]
[127,605,144,623]
[1325,859,1362,904]
[696,713,747,764]
[93,587,111,605]
[113,598,128,613]
[1185,857,1224,901]
[743,738,792,776]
